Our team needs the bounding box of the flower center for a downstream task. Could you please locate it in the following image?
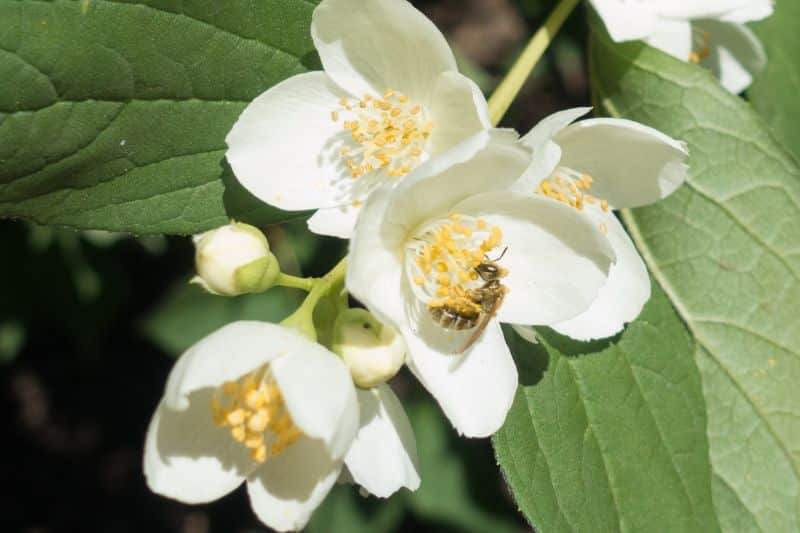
[331,89,433,180]
[210,365,302,464]
[406,213,505,310]
[536,169,610,234]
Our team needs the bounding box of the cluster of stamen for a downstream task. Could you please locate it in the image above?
[210,366,302,464]
[536,171,610,234]
[408,213,504,311]
[331,89,433,179]
[690,30,712,64]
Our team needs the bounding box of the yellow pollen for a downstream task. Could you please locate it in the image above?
[600,223,608,235]
[537,173,610,216]
[210,366,302,465]
[412,217,507,307]
[331,88,431,179]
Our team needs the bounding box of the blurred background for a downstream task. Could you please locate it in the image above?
[1,0,589,531]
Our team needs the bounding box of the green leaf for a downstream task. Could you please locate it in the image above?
[142,281,302,356]
[589,23,800,532]
[408,400,523,533]
[494,287,720,532]
[749,1,800,162]
[0,0,318,234]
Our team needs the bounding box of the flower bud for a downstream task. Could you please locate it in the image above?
[192,222,280,296]
[332,309,406,389]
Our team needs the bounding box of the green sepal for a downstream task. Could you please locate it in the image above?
[233,251,280,294]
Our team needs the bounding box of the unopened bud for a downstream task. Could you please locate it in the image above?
[192,222,279,296]
[332,309,406,388]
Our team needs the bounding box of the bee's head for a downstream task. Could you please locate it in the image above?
[475,262,507,281]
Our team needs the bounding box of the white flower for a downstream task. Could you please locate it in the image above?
[590,0,773,93]
[345,383,420,498]
[512,107,689,341]
[225,0,490,239]
[192,222,278,296]
[347,130,616,437]
[143,321,417,531]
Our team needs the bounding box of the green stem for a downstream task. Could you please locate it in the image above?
[280,258,348,339]
[487,0,580,126]
[276,273,316,292]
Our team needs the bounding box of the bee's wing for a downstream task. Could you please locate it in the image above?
[457,288,507,354]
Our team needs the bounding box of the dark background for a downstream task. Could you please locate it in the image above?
[1,1,589,531]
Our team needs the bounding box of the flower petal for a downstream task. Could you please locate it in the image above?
[521,107,592,152]
[385,129,529,238]
[143,396,252,503]
[427,71,491,155]
[650,0,751,19]
[271,348,359,460]
[555,118,689,208]
[311,0,457,102]
[404,319,517,437]
[246,436,342,532]
[307,204,362,239]
[164,321,304,410]
[453,192,616,326]
[644,18,692,61]
[225,72,356,211]
[347,186,407,327]
[552,213,651,340]
[345,384,420,497]
[695,19,766,94]
[719,1,773,23]
[517,107,592,191]
[589,0,658,41]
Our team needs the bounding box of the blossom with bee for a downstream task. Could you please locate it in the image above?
[590,0,773,93]
[143,321,418,532]
[225,0,490,239]
[512,107,689,342]
[347,130,616,437]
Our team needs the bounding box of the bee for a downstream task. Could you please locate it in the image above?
[428,249,509,353]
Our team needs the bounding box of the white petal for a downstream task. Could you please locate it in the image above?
[520,107,592,151]
[143,397,251,504]
[453,192,616,326]
[307,204,362,239]
[347,186,407,328]
[385,129,529,237]
[246,436,342,532]
[517,107,592,191]
[345,385,420,497]
[311,0,457,102]
[650,0,751,19]
[644,18,692,61]
[225,72,356,211]
[588,0,658,41]
[427,71,491,155]
[719,1,773,23]
[695,20,766,94]
[404,320,517,438]
[555,118,689,208]
[164,322,306,410]
[271,348,359,460]
[552,213,651,340]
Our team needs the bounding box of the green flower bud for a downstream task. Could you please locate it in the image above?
[192,222,279,296]
[332,309,406,388]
